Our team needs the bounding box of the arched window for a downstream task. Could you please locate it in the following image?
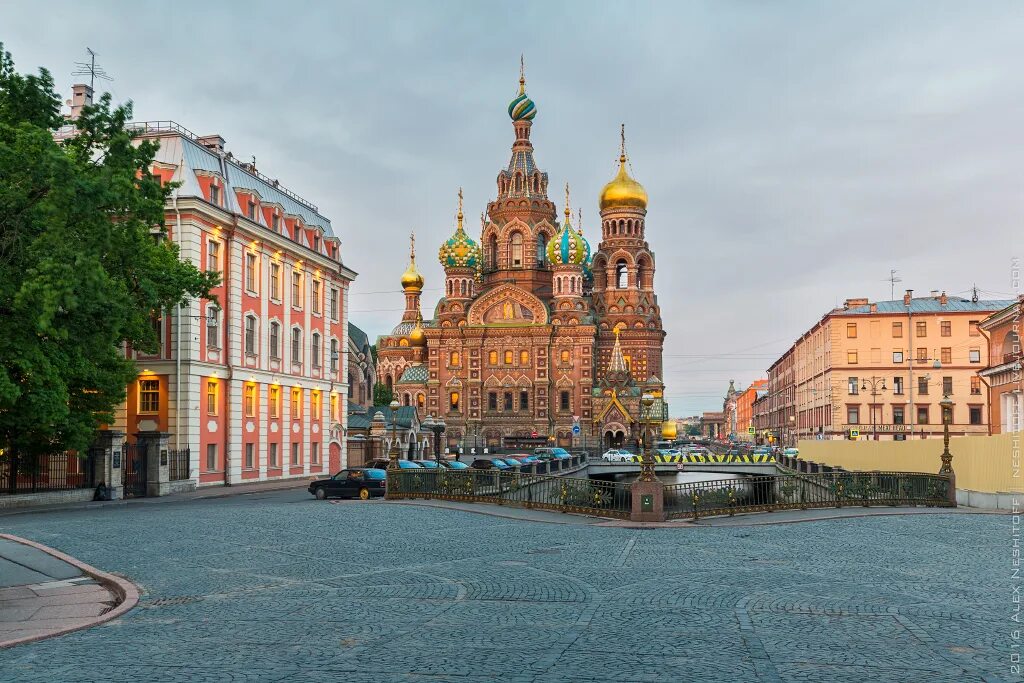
[504,350,513,365]
[417,393,425,408]
[510,232,523,267]
[637,257,650,290]
[385,374,393,392]
[557,278,562,294]
[1005,330,1022,358]
[291,327,302,364]
[311,332,321,369]
[489,350,498,365]
[616,260,628,289]
[403,393,410,407]
[269,321,280,359]
[488,234,498,269]
[450,391,460,412]
[537,232,548,266]
[460,280,467,297]
[450,351,460,366]
[520,350,530,366]
[244,315,257,355]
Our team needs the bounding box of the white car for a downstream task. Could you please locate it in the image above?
[602,449,634,462]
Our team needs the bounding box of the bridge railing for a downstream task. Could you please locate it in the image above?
[663,471,954,520]
[387,469,632,519]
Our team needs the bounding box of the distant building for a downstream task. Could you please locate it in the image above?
[766,291,1012,442]
[979,298,1023,434]
[347,323,376,411]
[700,412,725,440]
[735,380,768,442]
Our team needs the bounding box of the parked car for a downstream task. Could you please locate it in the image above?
[534,447,572,460]
[491,458,518,469]
[308,468,387,501]
[411,459,440,469]
[471,458,503,470]
[366,458,423,471]
[439,460,470,470]
[783,447,800,457]
[602,449,634,462]
[751,446,772,456]
[688,448,710,457]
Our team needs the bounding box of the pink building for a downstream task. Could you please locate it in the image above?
[116,123,356,486]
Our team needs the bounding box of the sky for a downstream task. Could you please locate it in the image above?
[2,1,1022,416]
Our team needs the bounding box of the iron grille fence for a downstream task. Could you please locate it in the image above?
[387,469,632,519]
[663,471,954,520]
[168,448,191,481]
[0,451,96,495]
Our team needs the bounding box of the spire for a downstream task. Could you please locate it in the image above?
[519,54,526,96]
[620,122,627,164]
[438,187,481,269]
[608,327,630,375]
[400,230,424,292]
[564,182,571,224]
[457,187,464,227]
[577,208,583,234]
[599,123,648,211]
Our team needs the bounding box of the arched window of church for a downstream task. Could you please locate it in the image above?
[348,373,354,399]
[504,350,513,365]
[520,350,530,366]
[417,393,425,408]
[403,393,410,407]
[450,392,460,412]
[537,232,548,266]
[510,232,523,267]
[557,278,562,294]
[488,234,498,269]
[460,280,467,297]
[385,375,393,392]
[450,351,460,367]
[616,260,628,289]
[489,350,498,365]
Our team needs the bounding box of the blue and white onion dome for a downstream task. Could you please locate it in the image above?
[438,189,481,269]
[508,67,537,121]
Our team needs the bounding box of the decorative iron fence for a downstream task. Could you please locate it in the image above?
[0,451,96,495]
[664,471,954,520]
[387,469,632,519]
[168,448,191,481]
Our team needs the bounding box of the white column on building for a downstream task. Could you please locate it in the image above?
[226,233,244,485]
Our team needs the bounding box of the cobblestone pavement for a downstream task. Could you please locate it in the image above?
[0,492,1012,682]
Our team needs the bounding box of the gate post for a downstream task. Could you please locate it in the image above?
[630,479,666,522]
[92,430,125,500]
[136,431,171,497]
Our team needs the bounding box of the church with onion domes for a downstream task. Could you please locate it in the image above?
[376,63,667,451]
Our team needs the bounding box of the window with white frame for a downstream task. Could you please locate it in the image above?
[330,338,339,372]
[245,252,258,293]
[291,328,302,364]
[270,263,281,300]
[138,379,159,414]
[329,288,339,321]
[206,306,220,350]
[312,279,322,315]
[245,315,257,356]
[269,322,280,359]
[207,240,220,273]
[311,333,321,369]
[291,271,303,308]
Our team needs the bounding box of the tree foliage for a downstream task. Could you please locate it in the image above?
[372,382,394,407]
[0,45,217,460]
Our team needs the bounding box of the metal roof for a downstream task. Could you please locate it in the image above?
[840,297,1014,315]
[397,365,428,384]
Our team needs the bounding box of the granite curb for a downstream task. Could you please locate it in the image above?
[0,533,139,649]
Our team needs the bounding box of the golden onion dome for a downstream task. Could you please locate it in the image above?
[408,319,427,347]
[661,420,678,440]
[599,124,648,212]
[400,232,424,292]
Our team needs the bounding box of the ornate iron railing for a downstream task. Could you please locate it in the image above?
[387,469,632,519]
[167,448,191,481]
[0,451,96,495]
[663,471,954,520]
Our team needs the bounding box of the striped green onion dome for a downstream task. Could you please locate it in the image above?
[438,224,481,269]
[508,91,537,121]
[546,218,588,266]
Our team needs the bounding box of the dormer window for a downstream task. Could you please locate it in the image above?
[246,200,256,220]
[313,235,320,252]
[271,213,280,231]
[209,184,221,206]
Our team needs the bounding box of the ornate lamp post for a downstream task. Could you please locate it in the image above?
[939,393,954,475]
[424,414,446,465]
[638,393,658,482]
[387,399,401,470]
[787,415,795,447]
[860,377,887,441]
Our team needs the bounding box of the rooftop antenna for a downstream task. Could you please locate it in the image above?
[72,47,112,91]
[886,269,902,301]
[971,284,979,303]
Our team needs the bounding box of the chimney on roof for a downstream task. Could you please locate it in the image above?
[930,290,940,298]
[843,298,869,310]
[197,135,226,153]
[939,291,948,306]
[65,83,93,121]
[870,303,878,313]
[903,289,913,306]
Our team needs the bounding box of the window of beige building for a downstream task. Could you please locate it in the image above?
[139,379,159,414]
[940,347,951,364]
[918,377,929,395]
[942,376,953,396]
[969,320,980,336]
[893,350,904,364]
[892,321,902,338]
[916,321,927,337]
[971,377,982,395]
[846,323,857,339]
[847,405,859,424]
[848,377,858,395]
[847,350,858,364]
[916,347,927,363]
[940,321,951,337]
[969,348,981,363]
[917,406,929,424]
[893,405,905,424]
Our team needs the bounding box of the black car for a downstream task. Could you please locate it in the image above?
[308,468,387,500]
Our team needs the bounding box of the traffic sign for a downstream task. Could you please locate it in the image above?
[572,424,581,435]
[747,427,755,434]
[531,431,538,438]
[849,429,860,439]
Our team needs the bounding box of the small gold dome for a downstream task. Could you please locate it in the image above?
[401,264,424,292]
[661,420,678,440]
[599,156,648,211]
[401,231,424,291]
[408,320,427,347]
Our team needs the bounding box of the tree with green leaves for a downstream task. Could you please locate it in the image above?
[372,382,394,407]
[0,45,217,466]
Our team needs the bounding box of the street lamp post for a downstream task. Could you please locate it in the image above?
[861,377,888,441]
[638,393,658,482]
[423,414,446,466]
[939,393,954,475]
[387,399,401,470]
[787,415,795,447]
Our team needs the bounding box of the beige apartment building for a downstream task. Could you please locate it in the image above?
[772,290,1012,441]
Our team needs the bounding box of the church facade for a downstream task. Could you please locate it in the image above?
[377,68,667,450]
